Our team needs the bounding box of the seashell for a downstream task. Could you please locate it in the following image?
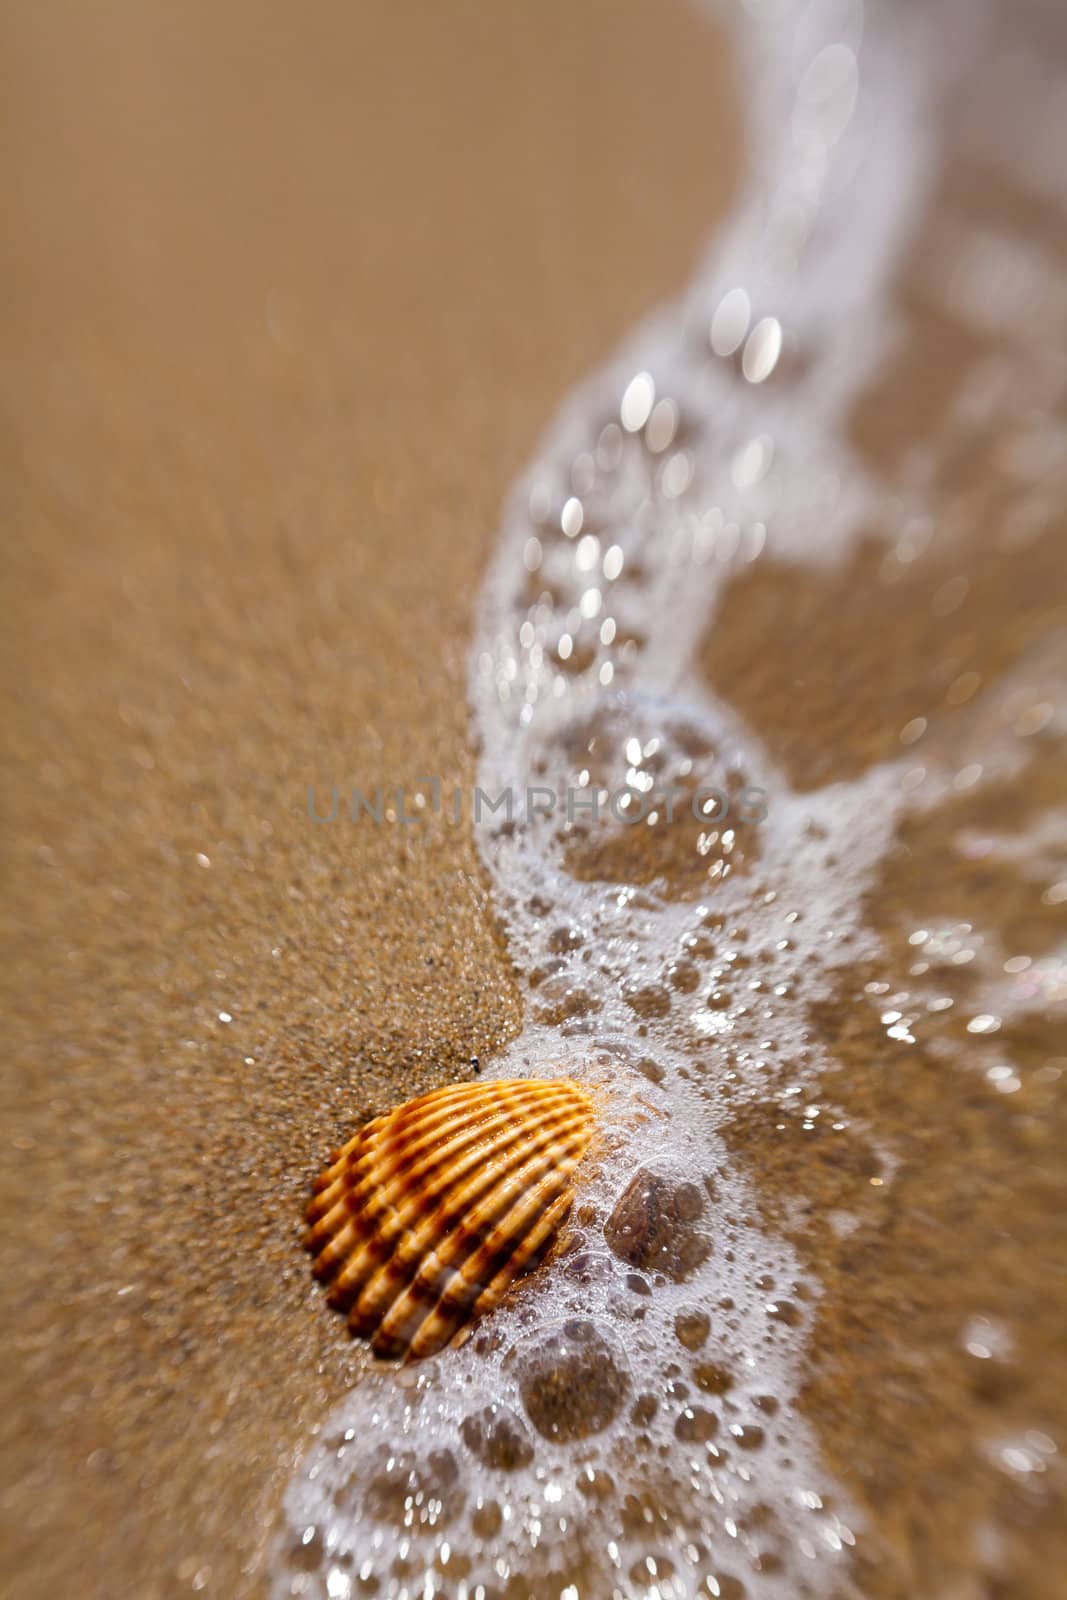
[305,1077,595,1360]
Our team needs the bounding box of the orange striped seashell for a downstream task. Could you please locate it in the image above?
[305,1077,596,1360]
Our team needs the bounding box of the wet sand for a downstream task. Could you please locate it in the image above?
[0,4,737,1597]
[701,110,1067,1596]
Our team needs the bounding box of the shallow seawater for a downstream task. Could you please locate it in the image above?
[275,1,1067,1595]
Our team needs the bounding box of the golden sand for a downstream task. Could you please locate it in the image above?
[0,3,735,1595]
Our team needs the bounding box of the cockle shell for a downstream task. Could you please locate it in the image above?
[305,1077,595,1360]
